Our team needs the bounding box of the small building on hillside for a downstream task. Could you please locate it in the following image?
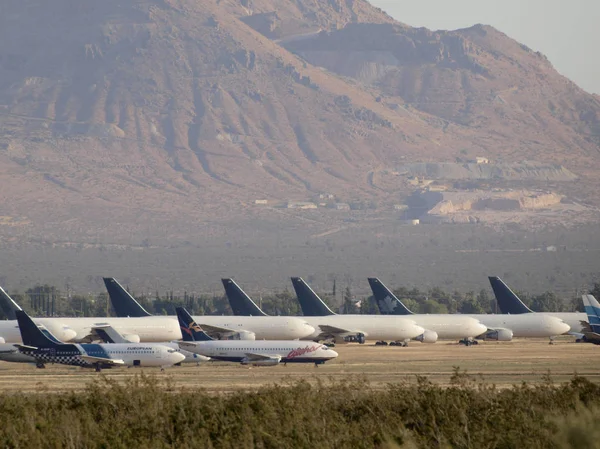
[287,201,317,210]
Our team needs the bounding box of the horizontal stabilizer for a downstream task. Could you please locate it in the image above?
[15,344,38,351]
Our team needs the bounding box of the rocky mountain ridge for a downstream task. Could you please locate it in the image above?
[0,0,598,246]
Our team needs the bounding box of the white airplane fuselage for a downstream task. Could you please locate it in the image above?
[44,317,182,343]
[400,315,488,339]
[466,314,570,337]
[526,312,586,334]
[17,343,185,369]
[148,315,314,340]
[0,319,77,343]
[179,340,338,364]
[301,315,425,342]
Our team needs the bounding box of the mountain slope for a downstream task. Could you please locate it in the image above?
[0,0,598,246]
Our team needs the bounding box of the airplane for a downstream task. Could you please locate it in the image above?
[0,286,77,343]
[13,310,186,371]
[372,278,571,340]
[489,276,587,334]
[175,307,338,366]
[0,326,67,367]
[577,294,600,344]
[90,324,211,364]
[222,278,429,345]
[0,285,181,343]
[104,277,315,341]
[366,278,490,343]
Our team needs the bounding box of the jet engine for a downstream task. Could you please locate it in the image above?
[121,334,141,343]
[343,333,366,344]
[414,330,438,344]
[484,329,513,341]
[241,355,281,366]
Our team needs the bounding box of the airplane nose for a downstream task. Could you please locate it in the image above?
[171,351,186,365]
[547,317,570,335]
[472,321,488,337]
[411,324,426,339]
[301,322,316,337]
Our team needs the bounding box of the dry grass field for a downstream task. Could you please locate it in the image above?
[0,338,596,394]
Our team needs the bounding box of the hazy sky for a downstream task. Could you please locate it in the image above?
[371,0,599,94]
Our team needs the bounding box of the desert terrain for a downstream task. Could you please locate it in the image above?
[0,338,596,394]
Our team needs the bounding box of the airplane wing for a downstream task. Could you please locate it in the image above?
[243,352,277,361]
[80,355,125,366]
[177,341,200,350]
[89,325,131,344]
[195,323,242,338]
[318,324,358,335]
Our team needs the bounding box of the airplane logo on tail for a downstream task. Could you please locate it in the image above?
[180,321,202,337]
[379,295,397,313]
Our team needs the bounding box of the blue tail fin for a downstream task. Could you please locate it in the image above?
[367,278,414,315]
[222,279,268,316]
[0,286,23,320]
[15,311,63,348]
[103,277,151,317]
[291,277,335,316]
[488,276,532,314]
[175,307,213,342]
[583,295,600,333]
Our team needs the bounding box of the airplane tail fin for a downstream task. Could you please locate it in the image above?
[0,286,23,320]
[582,295,600,333]
[488,277,533,314]
[222,278,268,316]
[367,278,414,315]
[103,278,152,317]
[15,311,63,348]
[290,277,336,316]
[175,307,213,342]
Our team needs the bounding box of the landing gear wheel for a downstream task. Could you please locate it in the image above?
[95,364,102,372]
[35,361,45,369]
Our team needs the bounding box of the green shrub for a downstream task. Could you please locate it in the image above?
[0,373,599,448]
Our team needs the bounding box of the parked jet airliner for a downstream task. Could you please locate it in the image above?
[364,278,489,342]
[0,286,181,343]
[222,278,429,344]
[489,276,586,334]
[104,278,315,341]
[14,311,185,371]
[176,307,338,366]
[373,279,571,339]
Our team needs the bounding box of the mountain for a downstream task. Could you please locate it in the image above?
[0,0,599,248]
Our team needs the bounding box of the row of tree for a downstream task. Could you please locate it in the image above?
[2,281,599,319]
